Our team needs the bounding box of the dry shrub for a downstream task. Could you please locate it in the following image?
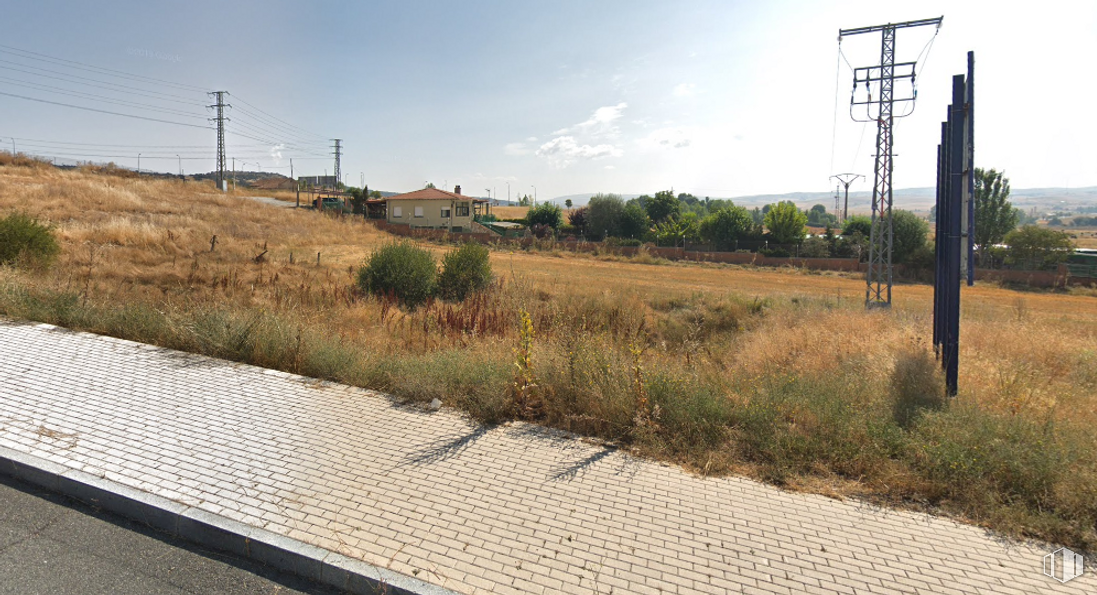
[891,343,946,428]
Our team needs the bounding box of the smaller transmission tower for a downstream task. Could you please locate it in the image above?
[830,173,864,224]
[208,91,230,190]
[331,139,342,189]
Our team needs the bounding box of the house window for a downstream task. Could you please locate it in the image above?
[414,206,424,218]
[455,203,470,217]
[440,208,451,218]
[392,206,402,218]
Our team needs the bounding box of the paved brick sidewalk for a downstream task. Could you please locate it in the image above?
[0,321,1091,594]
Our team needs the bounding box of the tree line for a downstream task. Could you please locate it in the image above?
[515,168,1077,271]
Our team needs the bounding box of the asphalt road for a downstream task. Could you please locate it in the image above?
[0,475,345,595]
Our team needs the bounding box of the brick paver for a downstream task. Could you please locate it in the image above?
[0,320,1091,594]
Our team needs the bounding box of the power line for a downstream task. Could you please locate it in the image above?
[0,75,207,119]
[229,93,329,141]
[226,126,330,157]
[0,59,206,105]
[5,136,270,149]
[231,106,330,146]
[0,90,214,129]
[228,116,329,150]
[0,44,207,93]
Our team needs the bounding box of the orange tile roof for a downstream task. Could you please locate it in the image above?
[384,188,489,202]
[385,188,468,201]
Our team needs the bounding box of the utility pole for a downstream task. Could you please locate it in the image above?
[292,158,299,208]
[177,154,181,176]
[830,173,864,224]
[232,157,236,191]
[840,17,942,308]
[331,139,342,190]
[137,153,141,174]
[208,91,230,191]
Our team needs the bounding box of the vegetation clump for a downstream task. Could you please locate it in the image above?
[438,242,493,301]
[0,212,60,268]
[357,240,437,308]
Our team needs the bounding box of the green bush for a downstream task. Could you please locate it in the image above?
[891,210,930,264]
[357,240,437,308]
[526,203,563,229]
[438,242,492,301]
[0,212,60,267]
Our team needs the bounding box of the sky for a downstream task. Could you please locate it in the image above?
[2,0,1095,202]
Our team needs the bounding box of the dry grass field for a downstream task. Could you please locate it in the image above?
[490,205,529,220]
[1068,226,1097,249]
[2,159,1095,550]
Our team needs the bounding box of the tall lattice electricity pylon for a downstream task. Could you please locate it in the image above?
[331,139,342,189]
[839,17,942,308]
[207,91,230,190]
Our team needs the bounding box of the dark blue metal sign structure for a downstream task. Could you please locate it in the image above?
[933,51,974,397]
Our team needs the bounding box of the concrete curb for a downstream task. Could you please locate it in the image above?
[0,445,458,595]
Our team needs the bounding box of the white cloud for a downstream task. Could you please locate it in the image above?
[536,136,623,168]
[553,102,628,137]
[526,136,538,142]
[673,83,696,97]
[269,143,285,163]
[636,127,694,150]
[504,142,530,156]
[604,165,616,170]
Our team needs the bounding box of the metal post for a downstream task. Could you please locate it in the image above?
[965,51,976,286]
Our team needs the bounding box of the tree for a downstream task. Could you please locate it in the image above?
[750,207,764,225]
[645,190,681,224]
[678,192,699,205]
[652,217,696,247]
[568,207,589,235]
[1003,225,1075,270]
[699,206,753,250]
[619,203,651,239]
[806,204,837,227]
[424,182,436,189]
[974,168,1018,251]
[527,202,563,229]
[890,210,930,264]
[763,201,808,245]
[518,194,531,207]
[587,193,625,239]
[841,215,872,238]
[349,186,366,215]
[565,199,573,209]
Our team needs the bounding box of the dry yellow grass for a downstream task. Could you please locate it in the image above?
[1069,226,1097,249]
[490,205,528,220]
[2,162,1096,548]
